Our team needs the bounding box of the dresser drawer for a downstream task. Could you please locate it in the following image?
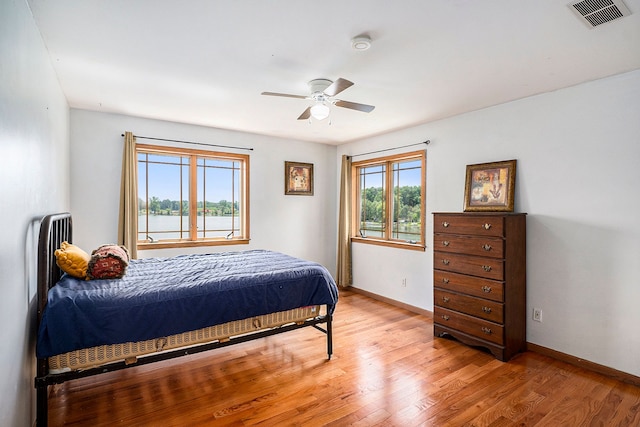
[434,307,504,345]
[434,233,504,258]
[434,251,504,281]
[434,270,504,302]
[435,289,504,323]
[433,214,504,237]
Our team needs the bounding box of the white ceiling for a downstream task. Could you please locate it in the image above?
[28,0,640,145]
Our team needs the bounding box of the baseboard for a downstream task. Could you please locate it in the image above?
[345,286,433,319]
[344,286,639,387]
[526,342,640,388]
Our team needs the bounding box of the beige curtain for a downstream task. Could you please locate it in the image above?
[118,131,138,259]
[336,155,352,287]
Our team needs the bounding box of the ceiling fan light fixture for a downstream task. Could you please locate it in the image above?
[262,77,374,120]
[310,103,330,120]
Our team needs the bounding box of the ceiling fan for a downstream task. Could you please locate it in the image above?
[261,78,375,121]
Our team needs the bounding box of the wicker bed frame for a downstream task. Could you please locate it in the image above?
[34,213,333,427]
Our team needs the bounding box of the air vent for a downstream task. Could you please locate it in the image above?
[569,0,631,28]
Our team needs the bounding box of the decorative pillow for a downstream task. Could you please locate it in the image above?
[87,244,130,280]
[54,242,91,279]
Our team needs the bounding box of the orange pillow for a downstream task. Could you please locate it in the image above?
[54,241,90,279]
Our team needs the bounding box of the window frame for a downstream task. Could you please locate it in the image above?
[136,143,250,250]
[351,150,426,251]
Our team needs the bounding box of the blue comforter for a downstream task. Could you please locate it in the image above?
[37,250,338,358]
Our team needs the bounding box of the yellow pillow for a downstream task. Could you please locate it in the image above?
[54,241,90,279]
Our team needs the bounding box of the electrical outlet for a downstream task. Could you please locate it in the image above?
[533,308,542,322]
[401,278,407,287]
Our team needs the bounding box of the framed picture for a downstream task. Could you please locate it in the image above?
[464,159,516,212]
[284,161,314,196]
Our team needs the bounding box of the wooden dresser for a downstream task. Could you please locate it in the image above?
[433,212,526,361]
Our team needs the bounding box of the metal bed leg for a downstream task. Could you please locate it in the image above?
[36,382,48,427]
[327,313,333,360]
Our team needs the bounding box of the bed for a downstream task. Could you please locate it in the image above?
[34,212,338,427]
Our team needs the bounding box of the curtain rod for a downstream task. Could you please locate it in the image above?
[121,134,254,151]
[350,140,430,158]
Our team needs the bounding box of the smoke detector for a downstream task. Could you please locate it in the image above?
[569,0,631,28]
[351,35,371,51]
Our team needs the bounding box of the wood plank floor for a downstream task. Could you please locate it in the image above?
[47,290,640,426]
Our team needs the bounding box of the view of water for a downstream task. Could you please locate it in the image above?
[138,215,239,240]
[359,221,422,243]
[140,215,421,243]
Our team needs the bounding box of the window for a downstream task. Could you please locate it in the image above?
[136,144,249,249]
[352,150,425,250]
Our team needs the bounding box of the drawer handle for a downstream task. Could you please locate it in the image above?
[442,221,450,228]
[442,315,450,321]
[482,244,492,251]
[482,265,492,272]
[442,240,450,246]
[442,259,450,265]
[442,278,450,284]
[481,327,492,335]
[483,223,492,230]
[481,285,492,293]
[482,306,492,313]
[442,296,450,303]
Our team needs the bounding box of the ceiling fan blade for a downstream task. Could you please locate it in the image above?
[261,91,308,100]
[297,107,311,120]
[334,100,375,113]
[324,78,354,97]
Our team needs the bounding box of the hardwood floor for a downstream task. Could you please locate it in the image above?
[47,290,640,426]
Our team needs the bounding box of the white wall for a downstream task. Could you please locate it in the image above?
[69,109,338,271]
[339,70,640,377]
[0,1,70,426]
